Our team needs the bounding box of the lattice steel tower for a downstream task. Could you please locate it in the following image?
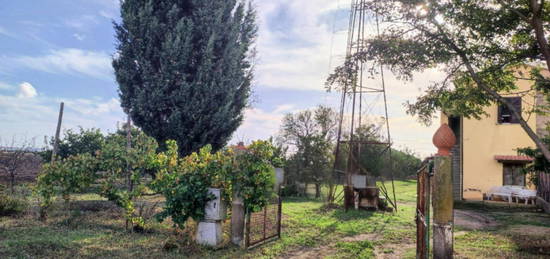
[332,0,397,211]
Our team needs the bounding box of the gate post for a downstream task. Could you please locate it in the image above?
[231,192,245,247]
[416,158,431,259]
[432,124,456,259]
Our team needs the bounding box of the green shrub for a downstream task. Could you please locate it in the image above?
[0,194,28,216]
[281,184,300,197]
[152,142,231,228]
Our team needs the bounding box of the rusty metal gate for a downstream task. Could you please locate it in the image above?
[244,195,282,248]
[416,158,433,259]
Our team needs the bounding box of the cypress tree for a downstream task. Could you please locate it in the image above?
[113,0,257,156]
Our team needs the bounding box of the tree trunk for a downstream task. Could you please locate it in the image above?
[529,0,550,73]
[315,183,321,198]
[444,34,550,162]
[304,183,309,197]
[327,181,335,204]
[9,172,15,194]
[463,59,550,162]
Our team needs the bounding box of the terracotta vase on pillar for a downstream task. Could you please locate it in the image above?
[431,123,456,259]
[432,123,456,156]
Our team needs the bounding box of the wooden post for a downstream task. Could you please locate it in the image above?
[432,124,456,259]
[51,102,64,163]
[416,162,428,259]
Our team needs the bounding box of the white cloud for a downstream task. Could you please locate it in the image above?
[5,48,113,80]
[17,82,37,98]
[231,104,296,143]
[0,25,14,38]
[0,92,125,144]
[64,97,120,116]
[65,15,100,30]
[0,82,14,90]
[73,33,86,41]
[99,10,116,20]
[247,0,446,157]
[253,0,352,91]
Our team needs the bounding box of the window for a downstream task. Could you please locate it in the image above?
[503,164,525,186]
[498,97,521,124]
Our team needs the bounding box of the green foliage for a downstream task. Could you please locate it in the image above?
[230,140,277,212]
[35,126,278,232]
[280,106,337,197]
[518,128,550,186]
[153,142,231,228]
[36,128,159,229]
[326,0,550,125]
[153,140,278,226]
[268,137,287,168]
[113,0,257,156]
[96,131,158,228]
[41,127,105,162]
[36,153,99,206]
[0,194,28,217]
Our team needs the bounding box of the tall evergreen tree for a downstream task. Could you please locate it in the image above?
[113,0,257,156]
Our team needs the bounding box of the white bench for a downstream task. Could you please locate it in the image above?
[486,186,523,203]
[512,189,537,205]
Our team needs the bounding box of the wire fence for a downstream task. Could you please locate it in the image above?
[245,195,282,249]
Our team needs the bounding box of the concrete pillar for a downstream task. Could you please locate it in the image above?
[196,188,225,247]
[432,123,456,259]
[432,155,453,259]
[231,192,245,246]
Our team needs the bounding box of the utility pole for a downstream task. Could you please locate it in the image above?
[432,123,456,259]
[51,102,64,163]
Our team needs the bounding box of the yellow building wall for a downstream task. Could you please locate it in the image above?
[462,68,538,200]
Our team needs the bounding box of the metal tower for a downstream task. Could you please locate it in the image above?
[331,0,397,211]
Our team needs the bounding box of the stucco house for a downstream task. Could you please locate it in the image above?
[440,66,550,201]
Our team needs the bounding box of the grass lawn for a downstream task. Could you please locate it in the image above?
[1,180,549,258]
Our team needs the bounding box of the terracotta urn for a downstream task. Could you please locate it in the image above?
[432,123,456,156]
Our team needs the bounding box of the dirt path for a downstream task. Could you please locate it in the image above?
[454,209,499,230]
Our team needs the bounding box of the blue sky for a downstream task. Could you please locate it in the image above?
[0,0,440,156]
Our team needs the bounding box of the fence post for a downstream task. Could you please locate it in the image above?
[432,124,456,259]
[416,162,428,259]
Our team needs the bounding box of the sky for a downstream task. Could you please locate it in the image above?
[0,0,441,157]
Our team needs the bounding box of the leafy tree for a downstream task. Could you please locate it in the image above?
[36,129,159,230]
[113,0,258,156]
[327,0,550,161]
[391,148,422,179]
[279,106,338,199]
[41,128,105,162]
[97,131,158,230]
[36,153,99,208]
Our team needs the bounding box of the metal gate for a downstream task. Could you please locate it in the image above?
[244,195,282,248]
[416,158,433,259]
